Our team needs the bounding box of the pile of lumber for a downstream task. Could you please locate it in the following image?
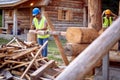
[0,37,62,80]
[64,27,99,57]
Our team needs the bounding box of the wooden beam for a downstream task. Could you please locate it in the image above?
[13,9,18,36]
[31,60,55,79]
[55,17,120,80]
[88,0,102,31]
[29,30,66,36]
[43,12,69,65]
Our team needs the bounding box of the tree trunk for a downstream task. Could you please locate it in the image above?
[64,43,89,56]
[88,0,102,31]
[55,17,120,80]
[66,27,99,43]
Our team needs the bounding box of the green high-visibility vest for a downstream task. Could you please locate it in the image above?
[103,17,113,28]
[33,16,49,38]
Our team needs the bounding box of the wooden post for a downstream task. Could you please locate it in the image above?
[102,53,109,80]
[2,9,5,27]
[83,6,87,27]
[119,0,120,16]
[13,9,18,36]
[44,12,69,65]
[88,0,102,31]
[55,17,120,80]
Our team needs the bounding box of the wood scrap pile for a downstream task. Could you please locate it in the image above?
[0,37,62,80]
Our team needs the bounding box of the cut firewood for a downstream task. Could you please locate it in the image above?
[64,43,89,56]
[66,27,99,43]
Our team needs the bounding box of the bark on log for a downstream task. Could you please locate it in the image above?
[55,17,120,80]
[66,27,99,43]
[64,43,89,56]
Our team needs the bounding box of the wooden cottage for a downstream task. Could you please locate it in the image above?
[0,0,88,35]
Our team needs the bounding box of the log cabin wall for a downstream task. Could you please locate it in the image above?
[45,0,85,31]
[4,8,30,33]
[2,0,87,33]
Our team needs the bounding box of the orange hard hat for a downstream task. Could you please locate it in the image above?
[105,9,111,15]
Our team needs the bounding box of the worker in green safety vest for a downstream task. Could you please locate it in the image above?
[102,9,120,52]
[102,9,118,31]
[31,8,49,57]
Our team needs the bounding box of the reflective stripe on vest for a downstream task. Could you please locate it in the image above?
[33,17,49,38]
[103,17,113,28]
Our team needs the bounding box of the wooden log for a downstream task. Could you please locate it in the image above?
[99,29,118,51]
[64,43,89,56]
[109,51,120,62]
[44,12,69,65]
[88,0,102,31]
[29,30,66,36]
[66,27,99,43]
[27,32,37,43]
[55,17,120,80]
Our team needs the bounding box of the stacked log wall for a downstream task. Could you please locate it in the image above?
[45,0,85,31]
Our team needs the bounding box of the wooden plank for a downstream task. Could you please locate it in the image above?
[44,12,69,65]
[31,60,55,79]
[55,17,120,80]
[12,46,39,59]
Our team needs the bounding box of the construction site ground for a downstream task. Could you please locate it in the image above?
[0,35,119,80]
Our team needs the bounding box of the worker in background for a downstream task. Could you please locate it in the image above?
[102,9,120,52]
[31,8,49,57]
[102,9,118,31]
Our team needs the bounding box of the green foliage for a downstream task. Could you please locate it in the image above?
[0,38,10,45]
[48,39,66,65]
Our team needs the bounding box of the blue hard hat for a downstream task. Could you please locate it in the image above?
[32,8,41,16]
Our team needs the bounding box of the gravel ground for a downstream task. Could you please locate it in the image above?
[0,34,27,41]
